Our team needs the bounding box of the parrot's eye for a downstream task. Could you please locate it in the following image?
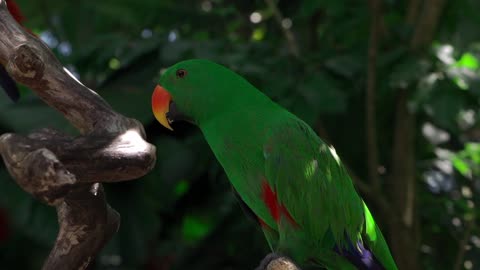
[176,69,187,79]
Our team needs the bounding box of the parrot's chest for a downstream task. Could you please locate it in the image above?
[208,134,276,222]
[200,114,299,230]
[219,136,266,188]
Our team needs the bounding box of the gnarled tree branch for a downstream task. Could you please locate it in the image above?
[0,1,156,269]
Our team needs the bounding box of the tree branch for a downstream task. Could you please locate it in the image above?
[256,253,300,270]
[453,217,475,270]
[0,1,156,269]
[366,0,381,193]
[386,1,446,269]
[0,3,115,134]
[406,0,422,25]
[410,0,446,50]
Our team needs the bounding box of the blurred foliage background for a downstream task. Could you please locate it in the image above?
[0,0,480,269]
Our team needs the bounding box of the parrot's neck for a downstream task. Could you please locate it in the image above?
[199,101,284,140]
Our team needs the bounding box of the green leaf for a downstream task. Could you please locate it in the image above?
[452,156,470,176]
[251,27,266,41]
[465,143,480,164]
[175,180,190,197]
[181,214,213,244]
[455,53,479,70]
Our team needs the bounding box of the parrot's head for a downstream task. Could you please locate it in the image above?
[152,59,263,130]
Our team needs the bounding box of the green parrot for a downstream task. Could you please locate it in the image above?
[152,59,398,270]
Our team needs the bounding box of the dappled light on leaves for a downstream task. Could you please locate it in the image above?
[141,28,153,39]
[201,1,212,12]
[168,30,178,42]
[250,12,262,24]
[182,215,212,244]
[422,122,450,145]
[423,170,454,194]
[108,58,121,70]
[58,41,72,56]
[464,260,473,270]
[281,18,292,29]
[436,44,455,65]
[456,53,479,70]
[252,27,265,41]
[40,30,59,48]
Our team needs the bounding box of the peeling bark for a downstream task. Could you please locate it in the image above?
[0,1,156,269]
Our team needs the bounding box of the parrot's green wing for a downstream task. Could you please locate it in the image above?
[262,116,397,270]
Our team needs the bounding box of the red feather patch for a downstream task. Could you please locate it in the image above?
[262,181,280,222]
[261,180,299,227]
[6,0,25,24]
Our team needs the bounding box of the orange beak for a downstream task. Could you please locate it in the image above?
[152,85,173,131]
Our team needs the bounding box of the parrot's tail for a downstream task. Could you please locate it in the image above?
[334,238,385,270]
